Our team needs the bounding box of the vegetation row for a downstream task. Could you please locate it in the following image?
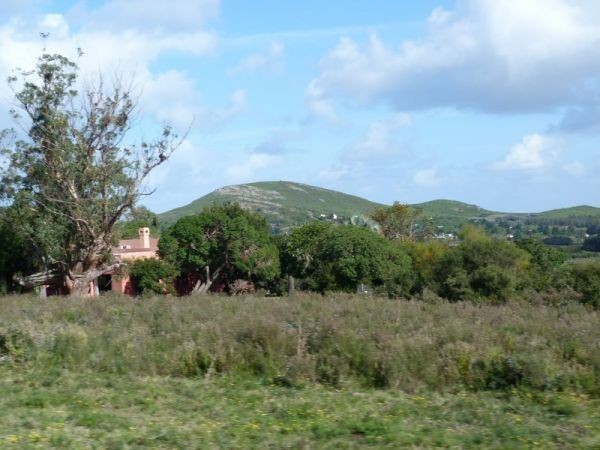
[1,294,599,395]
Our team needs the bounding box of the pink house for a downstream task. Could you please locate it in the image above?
[94,227,159,295]
[41,228,159,297]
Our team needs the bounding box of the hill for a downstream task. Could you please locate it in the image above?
[158,181,384,231]
[534,205,600,220]
[411,199,496,230]
[158,181,600,233]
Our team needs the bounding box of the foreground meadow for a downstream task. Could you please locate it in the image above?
[0,294,599,448]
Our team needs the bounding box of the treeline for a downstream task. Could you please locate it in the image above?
[2,202,599,305]
[123,203,600,307]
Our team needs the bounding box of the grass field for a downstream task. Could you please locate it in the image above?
[1,294,599,448]
[1,368,599,449]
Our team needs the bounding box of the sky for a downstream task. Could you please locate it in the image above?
[0,0,599,213]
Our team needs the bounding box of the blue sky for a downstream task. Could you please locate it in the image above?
[1,0,599,213]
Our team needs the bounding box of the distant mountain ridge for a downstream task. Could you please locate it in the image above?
[158,181,600,231]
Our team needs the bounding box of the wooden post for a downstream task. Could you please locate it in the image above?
[287,275,295,296]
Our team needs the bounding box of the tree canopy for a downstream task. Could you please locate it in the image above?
[582,235,600,252]
[159,203,280,294]
[281,222,414,296]
[0,52,178,295]
[432,225,531,302]
[369,202,431,242]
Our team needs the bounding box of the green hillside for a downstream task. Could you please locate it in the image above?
[411,199,496,230]
[158,181,384,231]
[535,205,600,220]
[158,181,600,233]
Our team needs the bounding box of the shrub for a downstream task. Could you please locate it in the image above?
[129,259,179,295]
[0,294,598,394]
[432,226,530,302]
[568,261,600,308]
[516,238,568,291]
[582,234,600,252]
[543,236,573,246]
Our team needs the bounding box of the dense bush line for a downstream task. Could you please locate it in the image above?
[3,202,600,304]
[128,205,600,306]
[0,294,598,394]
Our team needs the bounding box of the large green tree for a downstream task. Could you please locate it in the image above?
[159,203,280,294]
[0,53,178,295]
[281,223,414,296]
[0,208,39,293]
[433,225,531,302]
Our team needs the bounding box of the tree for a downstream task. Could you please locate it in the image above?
[0,208,39,294]
[280,221,331,291]
[0,52,178,295]
[403,240,451,294]
[433,225,530,302]
[369,202,431,242]
[281,223,414,296]
[159,203,280,294]
[129,259,179,296]
[568,261,600,308]
[582,234,600,252]
[515,238,568,290]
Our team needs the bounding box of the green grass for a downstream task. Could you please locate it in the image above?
[1,293,600,447]
[535,205,600,219]
[1,368,599,449]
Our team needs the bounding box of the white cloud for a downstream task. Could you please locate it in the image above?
[0,7,235,133]
[229,41,284,75]
[347,113,411,159]
[413,168,443,187]
[225,152,283,182]
[143,72,246,129]
[306,79,338,122]
[308,0,600,114]
[493,134,560,171]
[40,13,69,39]
[564,161,586,176]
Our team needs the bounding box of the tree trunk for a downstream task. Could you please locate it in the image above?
[192,265,224,294]
[193,265,213,294]
[16,262,122,297]
[66,263,122,297]
[68,276,90,297]
[15,269,62,288]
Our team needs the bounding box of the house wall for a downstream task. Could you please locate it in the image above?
[111,276,134,295]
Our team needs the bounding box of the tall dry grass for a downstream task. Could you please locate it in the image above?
[0,293,598,394]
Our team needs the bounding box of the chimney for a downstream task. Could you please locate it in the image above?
[138,227,150,249]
